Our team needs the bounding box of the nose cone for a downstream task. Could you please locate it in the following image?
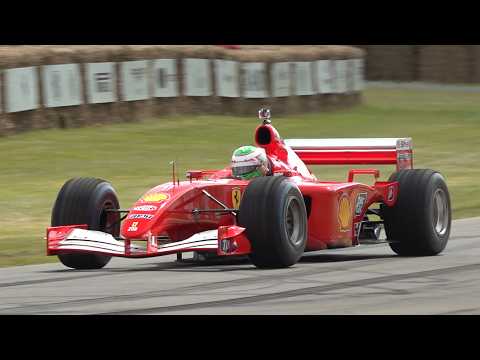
[121,191,172,239]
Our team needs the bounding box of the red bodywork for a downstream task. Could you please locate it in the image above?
[47,123,413,259]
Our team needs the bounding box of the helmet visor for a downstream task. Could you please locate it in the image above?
[232,165,259,178]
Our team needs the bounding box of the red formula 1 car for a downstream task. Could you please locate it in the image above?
[46,109,452,270]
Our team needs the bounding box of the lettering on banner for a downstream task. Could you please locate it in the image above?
[157,70,176,89]
[154,59,177,97]
[157,68,166,88]
[131,68,145,82]
[95,73,112,93]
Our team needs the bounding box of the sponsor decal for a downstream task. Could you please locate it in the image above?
[355,193,368,217]
[128,222,139,232]
[232,187,242,210]
[127,214,154,220]
[133,205,158,212]
[338,194,352,232]
[387,185,395,202]
[141,193,169,203]
[220,239,230,253]
[354,222,362,238]
[396,139,412,150]
[397,152,412,161]
[150,234,157,247]
[49,230,67,241]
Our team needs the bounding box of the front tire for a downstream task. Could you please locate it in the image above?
[382,169,451,256]
[238,176,308,269]
[51,178,120,269]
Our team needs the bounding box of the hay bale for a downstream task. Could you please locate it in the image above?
[148,46,190,117]
[67,46,120,127]
[0,111,15,136]
[363,45,417,81]
[172,46,222,116]
[0,45,365,136]
[470,46,480,83]
[35,47,89,130]
[0,47,46,132]
[419,46,471,83]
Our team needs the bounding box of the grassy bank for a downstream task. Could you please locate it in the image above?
[1,87,479,267]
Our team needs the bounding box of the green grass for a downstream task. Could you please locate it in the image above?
[1,87,480,267]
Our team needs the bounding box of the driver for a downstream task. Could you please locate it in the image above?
[231,146,271,180]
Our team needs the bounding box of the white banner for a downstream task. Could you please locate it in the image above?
[242,62,268,98]
[121,60,150,101]
[87,62,117,104]
[215,60,239,98]
[294,62,315,96]
[183,59,212,97]
[271,62,290,97]
[346,59,355,93]
[153,59,178,97]
[42,64,82,108]
[5,67,39,113]
[317,60,336,94]
[335,60,348,94]
[353,58,365,92]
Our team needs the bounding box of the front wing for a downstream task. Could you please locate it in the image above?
[46,225,251,258]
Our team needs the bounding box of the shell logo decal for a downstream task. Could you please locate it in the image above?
[338,194,352,232]
[141,193,169,203]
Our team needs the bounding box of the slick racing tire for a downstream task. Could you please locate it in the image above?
[51,178,121,270]
[382,169,451,256]
[238,176,308,269]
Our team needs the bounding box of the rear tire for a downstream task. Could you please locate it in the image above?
[238,176,308,269]
[51,178,120,269]
[382,169,451,256]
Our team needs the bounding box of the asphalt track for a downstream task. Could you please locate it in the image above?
[1,218,479,315]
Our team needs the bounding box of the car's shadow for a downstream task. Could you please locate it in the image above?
[41,252,397,274]
[299,253,397,263]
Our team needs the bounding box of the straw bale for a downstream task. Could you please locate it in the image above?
[0,45,364,136]
[470,46,480,83]
[363,45,417,81]
[419,46,471,83]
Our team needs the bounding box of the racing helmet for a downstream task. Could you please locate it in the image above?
[231,146,270,180]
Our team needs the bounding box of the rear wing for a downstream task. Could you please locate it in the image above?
[284,138,413,171]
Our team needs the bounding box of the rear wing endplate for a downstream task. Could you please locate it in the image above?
[284,138,413,171]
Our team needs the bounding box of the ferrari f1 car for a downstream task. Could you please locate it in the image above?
[46,109,452,269]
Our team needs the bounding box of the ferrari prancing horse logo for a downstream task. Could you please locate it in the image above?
[232,188,242,210]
